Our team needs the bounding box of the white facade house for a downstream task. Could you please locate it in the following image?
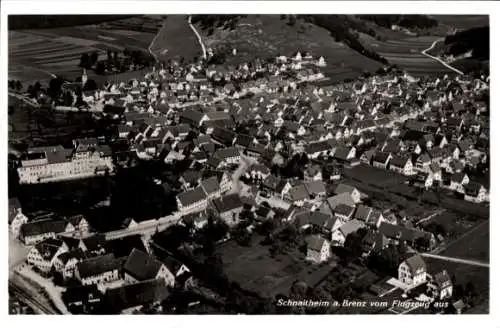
[398,255,427,288]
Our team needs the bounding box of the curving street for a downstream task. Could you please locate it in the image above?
[421,39,465,76]
[188,16,207,59]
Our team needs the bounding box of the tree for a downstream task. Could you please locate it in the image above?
[83,79,98,91]
[79,53,90,69]
[63,91,74,106]
[344,228,367,258]
[8,80,14,90]
[287,15,297,26]
[94,62,106,75]
[90,51,99,67]
[47,76,64,99]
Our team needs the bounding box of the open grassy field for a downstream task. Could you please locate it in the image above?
[8,17,158,86]
[150,15,202,63]
[425,221,490,314]
[197,15,383,81]
[217,235,336,297]
[358,33,456,76]
[425,220,489,313]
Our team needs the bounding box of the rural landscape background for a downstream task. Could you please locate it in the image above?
[7,14,489,315]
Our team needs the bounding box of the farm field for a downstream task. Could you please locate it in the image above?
[150,15,202,63]
[425,220,489,313]
[216,235,336,297]
[8,17,158,86]
[197,15,383,81]
[358,33,456,76]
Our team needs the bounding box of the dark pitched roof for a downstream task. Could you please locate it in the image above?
[379,222,430,243]
[76,254,121,279]
[305,234,327,252]
[212,194,243,213]
[373,151,391,164]
[34,239,64,260]
[334,204,355,217]
[200,176,220,195]
[214,147,240,160]
[56,249,88,265]
[289,184,309,202]
[123,249,165,281]
[403,254,427,274]
[390,155,410,168]
[20,219,67,237]
[177,186,207,207]
[354,205,372,221]
[80,234,106,252]
[333,146,351,161]
[62,285,102,306]
[66,214,87,227]
[105,235,148,258]
[304,180,326,196]
[432,270,452,289]
[105,278,170,312]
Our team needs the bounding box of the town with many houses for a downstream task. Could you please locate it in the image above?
[9,45,490,315]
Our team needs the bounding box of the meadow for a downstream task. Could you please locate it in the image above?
[197,15,383,81]
[8,16,159,87]
[149,15,202,63]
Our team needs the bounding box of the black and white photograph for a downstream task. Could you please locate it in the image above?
[2,0,495,318]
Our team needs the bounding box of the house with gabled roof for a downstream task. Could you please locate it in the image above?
[53,248,91,279]
[463,181,488,203]
[27,238,69,274]
[333,204,356,221]
[449,172,469,193]
[212,194,244,226]
[199,176,221,200]
[9,204,28,238]
[415,153,431,172]
[20,219,74,245]
[104,278,170,314]
[389,155,413,176]
[65,215,90,234]
[176,186,208,216]
[398,255,427,288]
[334,184,362,203]
[353,205,373,223]
[305,234,330,263]
[331,219,365,247]
[123,249,175,287]
[427,270,453,301]
[75,253,123,286]
[304,180,327,199]
[372,151,393,170]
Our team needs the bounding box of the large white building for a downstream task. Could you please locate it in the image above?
[17,141,114,184]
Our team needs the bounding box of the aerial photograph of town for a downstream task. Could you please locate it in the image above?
[6,12,490,315]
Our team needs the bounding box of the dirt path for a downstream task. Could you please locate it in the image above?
[421,39,465,75]
[419,252,489,268]
[188,16,207,59]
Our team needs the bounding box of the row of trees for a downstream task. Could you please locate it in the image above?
[8,80,23,91]
[79,48,155,75]
[300,15,389,65]
[357,15,438,30]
